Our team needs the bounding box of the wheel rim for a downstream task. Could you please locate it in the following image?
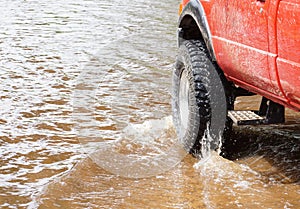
[179,69,190,130]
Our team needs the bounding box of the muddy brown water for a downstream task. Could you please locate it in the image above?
[0,0,299,208]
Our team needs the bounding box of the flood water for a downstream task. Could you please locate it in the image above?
[0,0,299,208]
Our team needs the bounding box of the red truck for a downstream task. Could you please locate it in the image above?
[172,0,300,156]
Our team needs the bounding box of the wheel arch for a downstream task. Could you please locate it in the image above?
[178,0,216,61]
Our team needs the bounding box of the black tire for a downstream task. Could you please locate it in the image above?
[172,40,227,157]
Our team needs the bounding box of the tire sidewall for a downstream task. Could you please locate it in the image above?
[172,40,227,156]
[173,51,201,153]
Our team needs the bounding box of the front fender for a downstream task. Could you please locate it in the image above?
[178,0,216,61]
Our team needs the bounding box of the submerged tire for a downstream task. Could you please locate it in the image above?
[172,40,227,157]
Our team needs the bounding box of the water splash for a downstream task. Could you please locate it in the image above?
[88,116,188,178]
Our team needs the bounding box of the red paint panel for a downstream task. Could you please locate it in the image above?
[213,37,277,95]
[182,0,190,7]
[197,0,300,110]
[207,0,279,95]
[225,0,269,51]
[267,0,281,54]
[277,60,300,109]
[277,1,300,63]
[204,0,227,37]
[277,0,300,110]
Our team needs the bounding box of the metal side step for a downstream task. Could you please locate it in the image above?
[228,110,265,126]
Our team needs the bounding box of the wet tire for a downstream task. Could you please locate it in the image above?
[172,40,227,157]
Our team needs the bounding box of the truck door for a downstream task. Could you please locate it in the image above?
[276,0,300,110]
[213,0,281,96]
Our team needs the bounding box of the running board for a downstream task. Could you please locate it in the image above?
[228,97,285,126]
[228,110,265,126]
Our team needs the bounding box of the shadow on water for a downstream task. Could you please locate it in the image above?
[221,123,300,184]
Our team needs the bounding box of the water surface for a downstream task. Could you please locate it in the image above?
[0,0,299,208]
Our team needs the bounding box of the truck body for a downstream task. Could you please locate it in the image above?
[178,0,300,111]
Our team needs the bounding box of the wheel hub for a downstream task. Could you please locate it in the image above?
[179,69,190,130]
